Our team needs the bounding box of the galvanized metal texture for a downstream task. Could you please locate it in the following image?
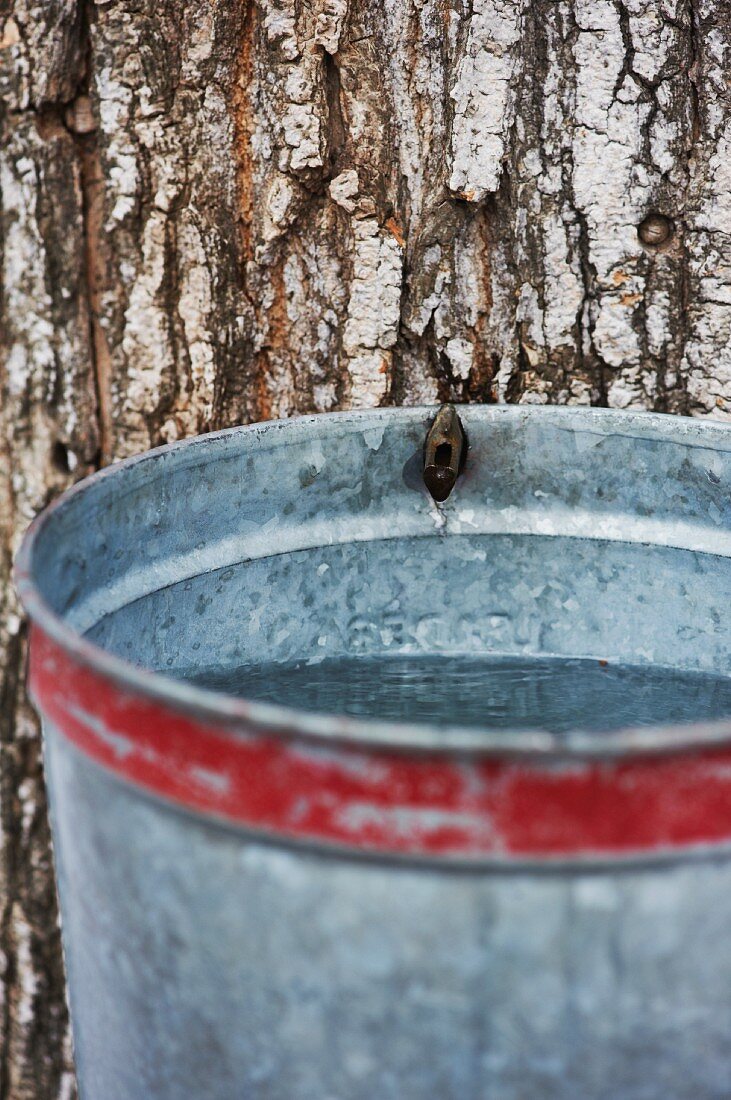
[28,627,731,861]
[15,405,731,1098]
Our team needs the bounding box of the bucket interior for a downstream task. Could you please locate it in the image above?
[27,407,731,737]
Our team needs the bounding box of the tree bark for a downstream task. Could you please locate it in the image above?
[1,0,730,1094]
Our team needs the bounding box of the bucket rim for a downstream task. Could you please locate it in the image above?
[15,403,731,761]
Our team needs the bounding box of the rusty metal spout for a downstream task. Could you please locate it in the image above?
[423,404,466,502]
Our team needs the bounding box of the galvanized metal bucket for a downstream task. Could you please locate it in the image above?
[16,405,731,1099]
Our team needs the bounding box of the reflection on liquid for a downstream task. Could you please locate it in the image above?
[169,654,731,735]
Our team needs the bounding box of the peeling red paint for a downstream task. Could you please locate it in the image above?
[30,625,731,861]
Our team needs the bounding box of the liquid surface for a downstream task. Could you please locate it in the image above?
[170,654,731,734]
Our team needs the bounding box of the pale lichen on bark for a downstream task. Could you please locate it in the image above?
[448,0,528,201]
[2,0,731,1094]
[342,217,404,406]
[683,0,731,419]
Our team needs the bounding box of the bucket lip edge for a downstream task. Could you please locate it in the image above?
[15,403,731,761]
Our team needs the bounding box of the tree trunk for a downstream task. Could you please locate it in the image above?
[1,0,730,1093]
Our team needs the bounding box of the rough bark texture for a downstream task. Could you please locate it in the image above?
[1,0,731,1094]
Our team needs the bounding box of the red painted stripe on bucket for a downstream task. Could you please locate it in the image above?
[29,626,731,859]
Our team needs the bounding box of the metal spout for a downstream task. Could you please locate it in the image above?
[423,404,466,502]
